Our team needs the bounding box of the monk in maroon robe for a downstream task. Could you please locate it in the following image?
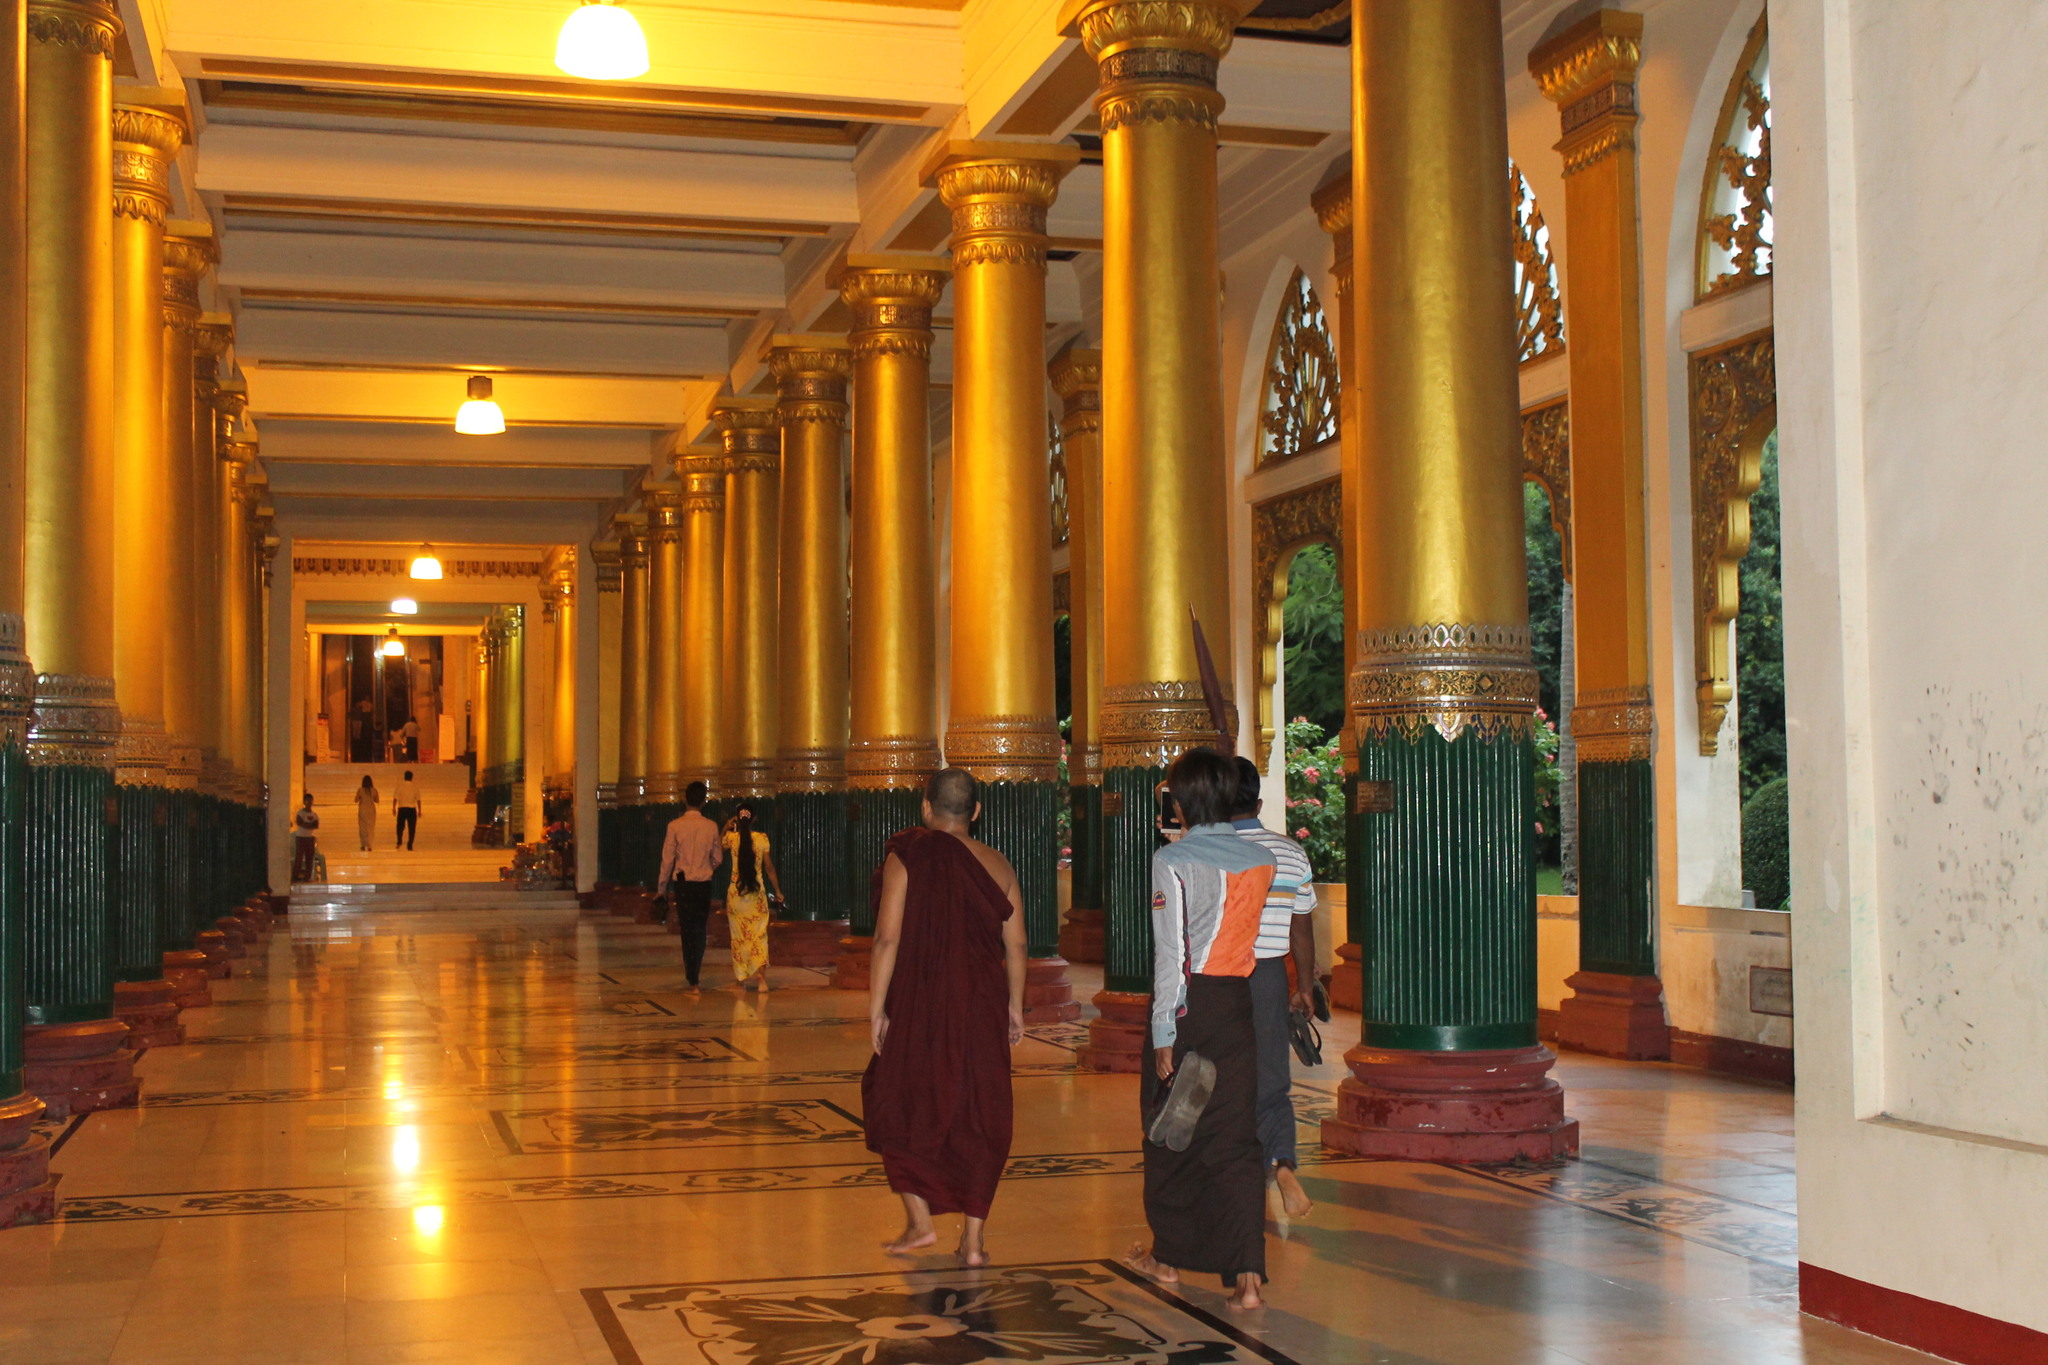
[862,767,1027,1267]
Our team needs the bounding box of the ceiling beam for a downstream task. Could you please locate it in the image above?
[245,365,713,428]
[235,308,733,377]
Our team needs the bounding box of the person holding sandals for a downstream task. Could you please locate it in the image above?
[1125,747,1275,1311]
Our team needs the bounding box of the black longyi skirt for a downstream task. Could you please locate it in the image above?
[1142,974,1266,1285]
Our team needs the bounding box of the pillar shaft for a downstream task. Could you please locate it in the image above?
[1072,0,1240,1004]
[1322,0,1576,1163]
[188,320,227,780]
[159,227,210,792]
[768,338,850,923]
[1532,11,1665,1057]
[1051,346,1106,962]
[206,379,244,793]
[218,442,254,785]
[643,490,684,801]
[713,399,780,801]
[614,521,647,802]
[546,556,576,793]
[837,258,945,944]
[673,450,725,790]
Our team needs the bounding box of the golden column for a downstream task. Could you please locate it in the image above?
[1066,0,1243,1066]
[1530,12,1665,1059]
[207,377,247,794]
[21,0,137,1113]
[641,486,684,805]
[712,398,780,802]
[544,550,576,801]
[923,139,1080,1022]
[1319,0,1575,1163]
[1050,344,1106,965]
[471,634,492,802]
[159,226,211,793]
[189,318,230,786]
[766,337,852,955]
[614,517,648,805]
[672,447,726,793]
[832,256,946,988]
[219,439,256,794]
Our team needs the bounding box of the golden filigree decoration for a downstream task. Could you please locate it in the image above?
[847,735,943,789]
[1048,412,1069,549]
[1250,477,1341,769]
[1528,17,1642,108]
[1521,399,1572,579]
[775,748,847,793]
[115,717,171,787]
[839,268,947,313]
[1100,680,1235,770]
[935,161,1065,211]
[1572,685,1654,763]
[1511,164,1565,363]
[1075,0,1241,63]
[0,614,33,747]
[27,1,119,56]
[1259,270,1340,466]
[1699,19,1772,297]
[951,239,1048,271]
[1097,91,1221,133]
[945,714,1063,783]
[27,672,121,769]
[1052,569,1071,617]
[1349,623,1538,745]
[289,557,541,579]
[112,105,185,157]
[1689,332,1775,755]
[1237,0,1345,36]
[852,334,932,362]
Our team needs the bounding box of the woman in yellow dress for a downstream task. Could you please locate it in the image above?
[721,801,782,992]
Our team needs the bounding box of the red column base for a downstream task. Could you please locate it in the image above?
[832,936,872,992]
[213,917,251,959]
[771,918,848,970]
[1077,990,1149,1073]
[193,929,231,978]
[1022,956,1082,1024]
[1057,907,1104,964]
[113,980,185,1049]
[1556,971,1672,1060]
[1319,1043,1579,1163]
[0,1092,56,1230]
[1329,942,1363,1012]
[22,1020,141,1120]
[162,950,212,1009]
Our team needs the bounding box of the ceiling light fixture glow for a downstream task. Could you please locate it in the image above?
[391,598,419,615]
[555,0,650,81]
[381,628,407,658]
[409,546,443,581]
[455,374,505,435]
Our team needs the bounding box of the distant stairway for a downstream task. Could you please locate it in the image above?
[298,762,511,885]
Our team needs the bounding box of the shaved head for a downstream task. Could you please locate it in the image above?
[926,767,978,820]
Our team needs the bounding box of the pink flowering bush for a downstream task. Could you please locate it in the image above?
[1284,717,1346,882]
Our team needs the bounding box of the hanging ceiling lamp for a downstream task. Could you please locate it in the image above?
[381,628,407,658]
[391,598,419,615]
[555,0,650,81]
[455,374,505,435]
[409,545,443,581]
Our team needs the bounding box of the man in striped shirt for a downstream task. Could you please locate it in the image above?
[1231,757,1318,1219]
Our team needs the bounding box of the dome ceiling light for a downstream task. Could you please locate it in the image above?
[391,598,419,615]
[455,374,506,435]
[381,627,407,658]
[409,546,443,581]
[555,0,651,81]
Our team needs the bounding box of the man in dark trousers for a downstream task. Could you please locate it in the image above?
[657,781,723,993]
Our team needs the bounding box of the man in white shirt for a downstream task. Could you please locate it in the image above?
[393,770,422,850]
[657,780,725,991]
[1229,756,1318,1218]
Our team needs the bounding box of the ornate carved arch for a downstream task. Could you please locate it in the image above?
[1521,399,1572,578]
[1510,163,1565,363]
[1257,270,1340,467]
[1689,332,1776,754]
[1697,16,1772,299]
[1251,477,1342,770]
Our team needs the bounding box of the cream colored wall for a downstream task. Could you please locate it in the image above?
[1777,0,2048,1330]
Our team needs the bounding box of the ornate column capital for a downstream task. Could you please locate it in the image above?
[591,542,622,592]
[1049,346,1102,435]
[1310,161,1352,241]
[712,397,781,473]
[111,101,186,226]
[162,225,214,330]
[1528,9,1644,175]
[615,514,650,566]
[765,334,851,421]
[26,0,120,56]
[669,444,728,512]
[921,141,1080,269]
[838,254,948,361]
[643,485,686,541]
[1064,0,1248,132]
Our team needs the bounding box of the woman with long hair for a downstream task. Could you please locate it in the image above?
[354,773,381,852]
[721,800,782,991]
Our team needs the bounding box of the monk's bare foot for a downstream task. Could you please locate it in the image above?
[1122,1245,1179,1284]
[882,1227,936,1255]
[1274,1166,1313,1219]
[958,1241,990,1268]
[1226,1273,1264,1312]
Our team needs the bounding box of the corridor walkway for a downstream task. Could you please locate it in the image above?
[4,902,1940,1365]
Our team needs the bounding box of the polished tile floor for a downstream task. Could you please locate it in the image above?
[2,900,1943,1365]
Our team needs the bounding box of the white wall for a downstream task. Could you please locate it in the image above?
[1778,0,2048,1331]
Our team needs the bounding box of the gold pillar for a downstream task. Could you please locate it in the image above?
[0,0,22,618]
[472,634,491,785]
[207,376,245,792]
[712,399,780,800]
[766,337,850,794]
[219,438,256,786]
[545,550,576,795]
[107,99,183,787]
[672,449,725,791]
[838,257,947,791]
[248,496,272,799]
[614,516,648,802]
[159,226,211,791]
[1050,346,1104,792]
[23,0,118,688]
[499,607,524,795]
[642,487,684,802]
[189,318,229,784]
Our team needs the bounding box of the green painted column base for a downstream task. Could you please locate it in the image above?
[113,785,171,984]
[1556,754,1669,1060]
[972,780,1074,1023]
[0,737,25,1098]
[1059,782,1104,965]
[836,786,924,992]
[25,762,116,1027]
[1079,764,1163,1074]
[771,790,847,922]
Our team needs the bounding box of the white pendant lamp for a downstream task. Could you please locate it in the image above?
[455,374,506,435]
[409,546,443,581]
[381,628,407,658]
[390,598,419,615]
[555,0,650,81]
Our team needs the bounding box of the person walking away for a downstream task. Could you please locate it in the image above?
[722,801,781,992]
[393,770,422,851]
[1125,746,1274,1311]
[1229,756,1319,1219]
[657,781,724,992]
[403,716,420,762]
[291,793,321,883]
[354,773,380,852]
[863,768,1027,1267]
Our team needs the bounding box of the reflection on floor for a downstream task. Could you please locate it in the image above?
[3,903,1942,1365]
